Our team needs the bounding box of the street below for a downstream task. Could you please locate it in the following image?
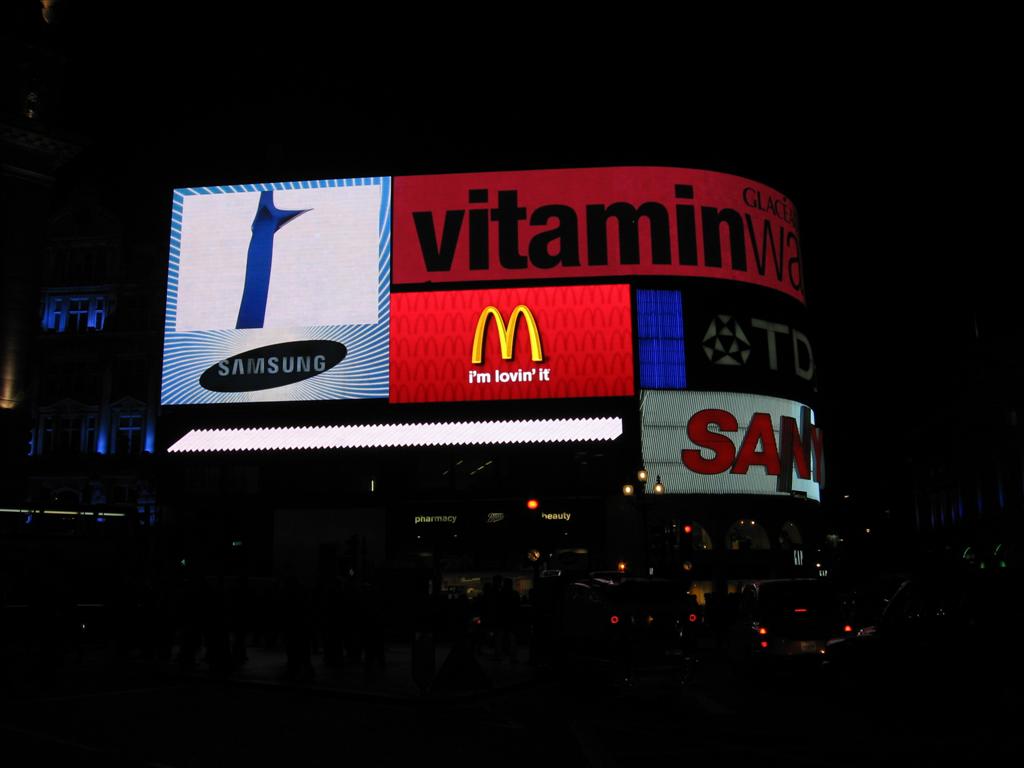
[1,649,1010,767]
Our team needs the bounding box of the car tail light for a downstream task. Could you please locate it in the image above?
[793,608,808,613]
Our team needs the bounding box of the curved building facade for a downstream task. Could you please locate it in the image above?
[159,167,823,602]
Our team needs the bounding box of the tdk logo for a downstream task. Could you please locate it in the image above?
[702,315,751,365]
[703,314,814,381]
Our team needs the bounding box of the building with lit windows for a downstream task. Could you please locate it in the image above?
[1,25,163,583]
[154,167,827,604]
[0,19,831,605]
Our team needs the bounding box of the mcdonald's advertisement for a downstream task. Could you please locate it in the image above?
[389,285,634,403]
[161,178,391,405]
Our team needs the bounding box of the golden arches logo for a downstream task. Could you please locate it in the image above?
[471,305,543,364]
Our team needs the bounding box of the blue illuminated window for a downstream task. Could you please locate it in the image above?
[41,292,110,332]
[115,412,144,454]
[33,408,98,455]
[38,414,55,454]
[637,289,687,389]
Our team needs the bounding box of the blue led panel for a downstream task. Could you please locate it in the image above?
[637,289,687,389]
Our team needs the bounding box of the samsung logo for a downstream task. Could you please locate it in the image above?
[199,340,346,393]
[217,355,327,376]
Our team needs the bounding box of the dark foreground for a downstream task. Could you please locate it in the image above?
[1,641,1012,767]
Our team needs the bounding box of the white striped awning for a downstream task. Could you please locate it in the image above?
[167,417,623,453]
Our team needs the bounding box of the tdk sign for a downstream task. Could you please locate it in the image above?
[702,314,814,382]
[162,178,391,405]
[637,288,816,399]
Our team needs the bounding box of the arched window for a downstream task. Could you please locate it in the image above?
[778,521,804,550]
[680,521,713,551]
[726,519,771,551]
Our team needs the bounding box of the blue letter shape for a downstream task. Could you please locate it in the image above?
[235,190,309,329]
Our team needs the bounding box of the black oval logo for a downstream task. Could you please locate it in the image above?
[199,340,347,393]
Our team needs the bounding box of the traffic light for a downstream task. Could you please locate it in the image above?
[680,523,696,556]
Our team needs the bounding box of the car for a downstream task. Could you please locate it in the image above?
[823,569,1016,699]
[553,574,700,689]
[727,578,848,674]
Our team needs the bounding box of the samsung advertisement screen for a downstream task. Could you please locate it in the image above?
[641,390,824,501]
[162,178,391,404]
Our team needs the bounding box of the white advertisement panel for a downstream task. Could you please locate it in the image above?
[641,390,824,501]
[162,178,391,404]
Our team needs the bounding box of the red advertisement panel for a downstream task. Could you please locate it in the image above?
[394,167,803,302]
[390,285,634,403]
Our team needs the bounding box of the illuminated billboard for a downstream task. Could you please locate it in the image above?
[390,284,634,403]
[393,167,803,302]
[167,417,624,452]
[641,390,824,501]
[637,289,687,390]
[638,284,817,400]
[162,178,391,404]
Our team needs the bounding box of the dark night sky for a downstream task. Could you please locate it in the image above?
[8,4,1015,505]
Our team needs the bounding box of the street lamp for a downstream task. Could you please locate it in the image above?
[623,468,666,575]
[623,469,664,497]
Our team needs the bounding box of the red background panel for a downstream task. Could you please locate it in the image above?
[393,167,804,302]
[390,285,634,403]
